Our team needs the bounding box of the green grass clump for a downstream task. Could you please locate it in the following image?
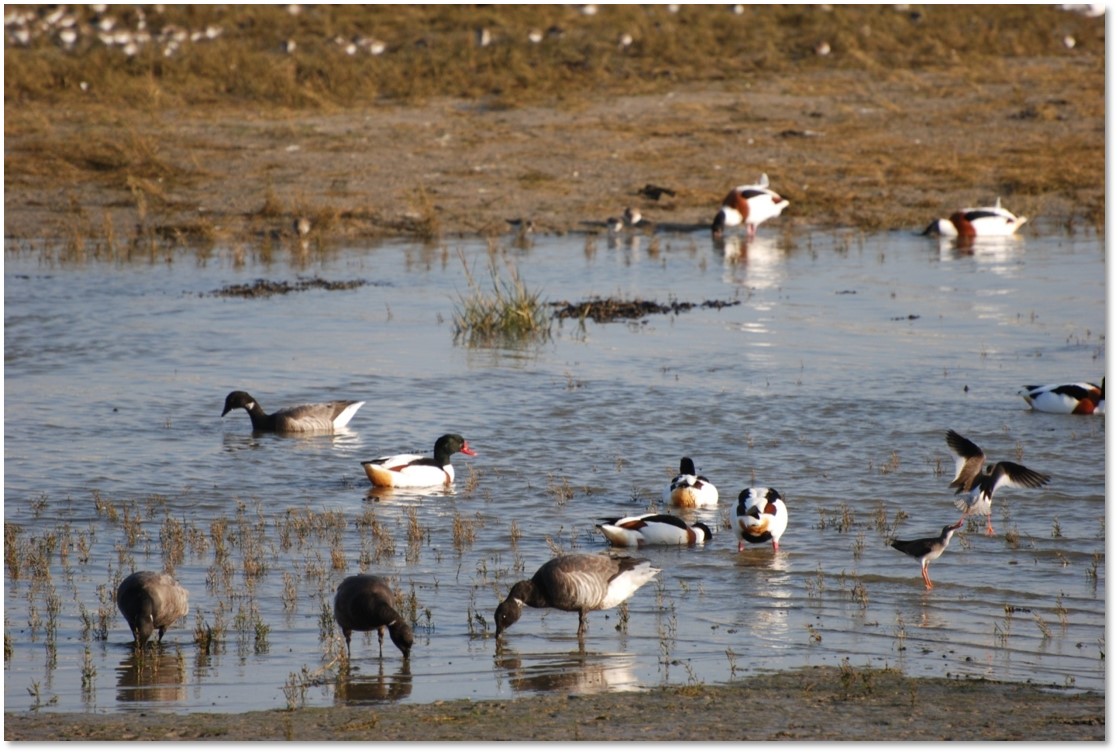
[452,252,550,347]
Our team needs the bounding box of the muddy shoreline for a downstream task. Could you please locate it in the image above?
[4,665,1104,741]
[3,62,1104,248]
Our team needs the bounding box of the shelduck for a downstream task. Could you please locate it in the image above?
[221,390,365,433]
[116,571,190,646]
[663,457,719,509]
[596,513,712,547]
[890,522,963,590]
[922,198,1028,238]
[711,174,790,238]
[361,433,476,488]
[734,487,788,552]
[1018,380,1104,415]
[494,553,660,640]
[945,429,1051,536]
[333,574,413,659]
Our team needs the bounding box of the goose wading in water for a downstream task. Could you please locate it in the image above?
[333,574,414,659]
[221,390,365,433]
[116,571,190,646]
[494,553,660,640]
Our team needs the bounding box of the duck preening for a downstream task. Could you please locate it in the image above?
[116,571,190,646]
[494,553,660,640]
[221,390,365,433]
[663,457,720,509]
[596,513,712,547]
[333,574,413,659]
[890,522,963,590]
[361,433,476,488]
[734,487,788,552]
[945,429,1051,536]
[711,174,789,238]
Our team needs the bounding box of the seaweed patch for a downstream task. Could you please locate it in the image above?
[550,297,739,324]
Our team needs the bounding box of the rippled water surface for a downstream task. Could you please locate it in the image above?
[3,226,1106,715]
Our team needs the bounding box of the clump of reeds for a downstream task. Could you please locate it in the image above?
[452,251,550,346]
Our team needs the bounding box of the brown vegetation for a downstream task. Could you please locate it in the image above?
[3,5,1105,250]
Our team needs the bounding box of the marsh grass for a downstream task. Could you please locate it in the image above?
[4,5,1104,250]
[5,6,1101,109]
[452,251,550,347]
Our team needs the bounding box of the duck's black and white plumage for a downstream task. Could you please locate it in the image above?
[333,574,413,659]
[361,433,477,488]
[494,553,660,639]
[221,390,365,433]
[1018,379,1104,415]
[890,522,963,590]
[945,429,1051,536]
[116,571,190,645]
[922,197,1028,238]
[711,174,789,238]
[662,457,719,509]
[734,487,788,552]
[596,513,712,547]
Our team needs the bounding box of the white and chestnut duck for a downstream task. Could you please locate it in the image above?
[361,433,477,488]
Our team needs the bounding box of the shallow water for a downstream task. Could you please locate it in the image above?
[3,225,1105,715]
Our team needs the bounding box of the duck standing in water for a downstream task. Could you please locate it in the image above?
[711,174,790,238]
[734,487,788,552]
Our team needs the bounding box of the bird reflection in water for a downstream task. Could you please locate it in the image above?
[334,661,413,705]
[494,649,640,695]
[116,645,187,704]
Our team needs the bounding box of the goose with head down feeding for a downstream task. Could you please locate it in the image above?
[221,390,365,433]
[333,574,413,659]
[494,553,660,640]
[361,433,477,488]
[116,571,190,646]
